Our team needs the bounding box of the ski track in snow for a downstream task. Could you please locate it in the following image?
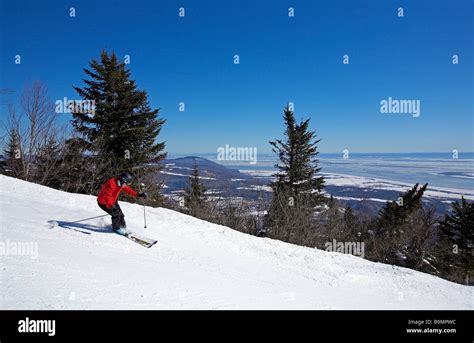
[0,175,472,310]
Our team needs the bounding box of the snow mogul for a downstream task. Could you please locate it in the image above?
[97,172,147,232]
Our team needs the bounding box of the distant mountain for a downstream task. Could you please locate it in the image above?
[156,156,266,201]
[155,157,462,216]
[161,156,249,180]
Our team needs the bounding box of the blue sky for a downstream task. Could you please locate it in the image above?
[1,0,473,154]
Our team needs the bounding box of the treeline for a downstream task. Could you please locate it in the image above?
[180,106,473,286]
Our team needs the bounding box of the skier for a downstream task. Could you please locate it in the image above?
[97,172,147,232]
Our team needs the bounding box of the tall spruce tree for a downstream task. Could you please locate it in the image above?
[183,161,209,219]
[270,105,324,197]
[439,197,474,285]
[71,50,166,189]
[264,104,325,244]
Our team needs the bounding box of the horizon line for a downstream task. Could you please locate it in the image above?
[166,151,474,156]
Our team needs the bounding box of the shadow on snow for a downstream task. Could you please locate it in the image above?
[47,220,112,235]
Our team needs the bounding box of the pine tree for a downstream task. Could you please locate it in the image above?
[374,183,428,264]
[343,205,357,234]
[270,105,324,197]
[35,137,62,188]
[183,161,209,219]
[3,128,24,178]
[56,137,95,193]
[402,206,437,273]
[71,50,166,189]
[439,197,474,285]
[378,183,428,232]
[265,104,325,244]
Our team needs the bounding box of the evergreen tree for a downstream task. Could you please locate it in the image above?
[439,198,474,285]
[35,137,62,188]
[343,205,357,235]
[270,105,324,197]
[402,207,437,273]
[374,183,428,263]
[265,105,325,244]
[56,137,95,193]
[377,183,428,233]
[3,128,24,178]
[321,200,360,245]
[183,161,209,219]
[71,50,166,189]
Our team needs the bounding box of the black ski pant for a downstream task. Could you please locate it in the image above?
[98,201,126,231]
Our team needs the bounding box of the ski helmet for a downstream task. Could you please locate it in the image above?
[119,172,133,184]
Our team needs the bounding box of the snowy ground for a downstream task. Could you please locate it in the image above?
[0,175,472,310]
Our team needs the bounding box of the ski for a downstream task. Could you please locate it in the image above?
[114,228,157,248]
[126,233,157,248]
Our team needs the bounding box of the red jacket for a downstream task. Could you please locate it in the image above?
[97,177,139,209]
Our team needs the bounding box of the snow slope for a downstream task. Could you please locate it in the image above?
[0,175,472,310]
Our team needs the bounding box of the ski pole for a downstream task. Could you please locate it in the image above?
[143,203,147,229]
[70,214,109,224]
[139,182,147,229]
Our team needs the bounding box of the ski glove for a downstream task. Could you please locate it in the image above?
[139,192,147,199]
